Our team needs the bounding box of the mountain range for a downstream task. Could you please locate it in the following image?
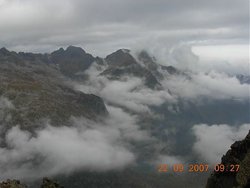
[0,46,249,188]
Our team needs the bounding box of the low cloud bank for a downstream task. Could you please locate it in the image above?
[75,64,175,113]
[192,123,250,164]
[0,104,155,180]
[158,45,249,101]
[162,71,249,101]
[147,44,249,75]
[77,54,249,112]
[0,125,134,180]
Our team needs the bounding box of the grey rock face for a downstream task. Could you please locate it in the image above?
[101,49,162,89]
[50,46,95,77]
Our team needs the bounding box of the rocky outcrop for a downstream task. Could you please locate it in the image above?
[160,65,179,75]
[101,49,162,89]
[50,46,95,77]
[0,178,64,188]
[0,179,27,188]
[206,131,250,188]
[105,49,136,68]
[236,75,250,85]
[40,178,64,188]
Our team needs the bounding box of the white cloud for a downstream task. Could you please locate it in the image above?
[156,46,250,101]
[75,64,175,113]
[192,123,250,164]
[0,101,156,180]
[192,44,249,63]
[0,123,135,180]
[0,97,14,110]
[100,78,174,113]
[105,105,151,141]
[169,45,199,71]
[161,70,250,101]
[155,155,184,166]
[192,44,250,75]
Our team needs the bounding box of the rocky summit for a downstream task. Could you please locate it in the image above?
[101,49,162,89]
[50,46,95,77]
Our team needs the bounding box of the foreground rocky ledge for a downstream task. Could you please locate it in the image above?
[0,178,63,188]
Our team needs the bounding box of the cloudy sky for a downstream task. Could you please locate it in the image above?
[0,0,248,59]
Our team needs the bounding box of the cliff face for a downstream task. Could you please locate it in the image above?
[206,131,250,188]
[50,46,95,77]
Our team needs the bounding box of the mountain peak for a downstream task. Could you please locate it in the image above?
[51,46,86,58]
[50,46,94,77]
[66,46,86,54]
[105,49,136,67]
[0,47,10,56]
[119,48,130,53]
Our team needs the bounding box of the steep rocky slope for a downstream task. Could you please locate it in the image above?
[0,47,108,132]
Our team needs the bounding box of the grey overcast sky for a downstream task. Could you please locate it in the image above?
[0,0,249,58]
